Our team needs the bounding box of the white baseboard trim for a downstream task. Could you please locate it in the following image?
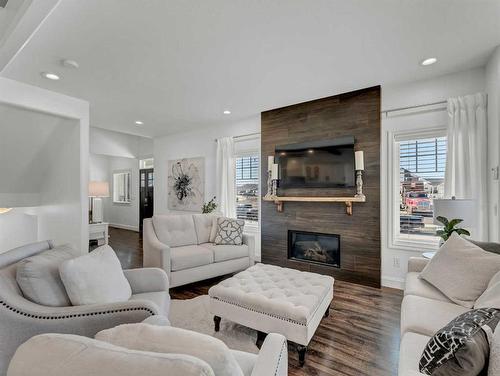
[109,223,139,232]
[382,276,405,290]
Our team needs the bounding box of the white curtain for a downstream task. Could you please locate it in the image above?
[216,136,236,218]
[444,93,488,240]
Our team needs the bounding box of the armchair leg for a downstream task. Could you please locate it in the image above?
[297,344,307,367]
[256,331,267,349]
[213,316,221,332]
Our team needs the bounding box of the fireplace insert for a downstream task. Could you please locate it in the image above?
[288,230,340,267]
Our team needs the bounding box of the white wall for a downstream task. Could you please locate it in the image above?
[90,127,153,159]
[153,116,261,257]
[380,67,486,288]
[0,208,38,253]
[486,46,500,242]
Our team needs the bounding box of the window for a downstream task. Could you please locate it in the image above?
[140,158,154,169]
[397,136,446,241]
[235,155,259,225]
[113,170,131,204]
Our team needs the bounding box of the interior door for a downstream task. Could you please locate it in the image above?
[139,168,154,233]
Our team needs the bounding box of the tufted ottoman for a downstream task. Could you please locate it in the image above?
[208,263,334,366]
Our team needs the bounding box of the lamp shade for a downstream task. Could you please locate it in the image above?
[89,181,110,198]
[433,198,476,229]
[0,208,12,214]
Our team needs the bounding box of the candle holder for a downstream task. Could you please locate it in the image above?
[355,170,365,199]
[271,179,278,197]
[264,170,274,198]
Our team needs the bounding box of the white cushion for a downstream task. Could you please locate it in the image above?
[96,323,243,376]
[400,295,469,337]
[398,332,429,376]
[152,215,197,247]
[208,263,334,324]
[16,245,76,307]
[7,333,214,376]
[404,272,451,303]
[475,270,500,309]
[230,350,257,376]
[170,245,214,272]
[420,232,500,308]
[59,245,132,306]
[209,216,220,243]
[193,214,217,244]
[488,325,500,376]
[130,292,171,316]
[201,243,249,262]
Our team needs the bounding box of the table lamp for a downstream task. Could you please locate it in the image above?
[89,181,109,223]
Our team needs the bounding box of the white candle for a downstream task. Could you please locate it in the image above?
[355,151,364,171]
[267,156,274,172]
[271,163,279,180]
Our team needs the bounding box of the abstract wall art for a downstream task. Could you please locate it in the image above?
[167,157,205,211]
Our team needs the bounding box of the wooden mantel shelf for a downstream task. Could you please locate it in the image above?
[262,195,366,215]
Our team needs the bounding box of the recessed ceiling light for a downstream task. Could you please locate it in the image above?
[421,57,437,66]
[223,110,231,115]
[41,72,60,80]
[135,120,144,125]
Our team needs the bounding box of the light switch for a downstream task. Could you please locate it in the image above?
[492,166,499,181]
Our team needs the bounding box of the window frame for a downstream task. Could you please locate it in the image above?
[387,127,447,251]
[234,150,260,231]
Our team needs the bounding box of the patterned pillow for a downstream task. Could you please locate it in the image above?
[214,218,244,245]
[419,308,500,375]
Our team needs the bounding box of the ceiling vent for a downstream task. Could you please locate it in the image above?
[0,0,8,8]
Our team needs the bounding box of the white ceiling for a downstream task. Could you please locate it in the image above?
[1,0,499,137]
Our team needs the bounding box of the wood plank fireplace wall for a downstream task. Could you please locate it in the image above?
[260,86,381,287]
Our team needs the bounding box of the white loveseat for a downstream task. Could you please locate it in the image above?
[143,214,255,288]
[399,256,500,376]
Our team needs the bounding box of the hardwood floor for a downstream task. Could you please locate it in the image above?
[109,227,403,376]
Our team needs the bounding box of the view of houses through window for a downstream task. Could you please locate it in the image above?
[398,136,446,239]
[235,155,259,225]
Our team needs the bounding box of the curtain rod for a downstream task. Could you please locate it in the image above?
[381,100,447,116]
[214,131,261,142]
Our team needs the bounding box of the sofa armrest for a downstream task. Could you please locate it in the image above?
[251,333,287,376]
[143,218,171,276]
[124,268,169,294]
[243,233,255,265]
[408,257,430,273]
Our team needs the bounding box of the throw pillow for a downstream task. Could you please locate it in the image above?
[96,323,244,376]
[419,308,500,375]
[59,245,132,306]
[214,217,244,246]
[419,232,500,308]
[475,270,500,309]
[16,244,77,307]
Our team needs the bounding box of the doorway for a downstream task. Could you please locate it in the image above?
[139,168,154,232]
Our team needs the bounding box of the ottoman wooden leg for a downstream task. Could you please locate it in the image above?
[256,331,267,349]
[297,344,307,367]
[214,316,221,332]
[324,306,330,318]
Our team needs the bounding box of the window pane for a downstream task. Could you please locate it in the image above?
[398,137,446,240]
[235,156,259,225]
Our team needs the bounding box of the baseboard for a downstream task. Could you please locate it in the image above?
[109,223,139,232]
[381,276,404,290]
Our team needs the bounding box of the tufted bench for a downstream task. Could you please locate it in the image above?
[208,263,334,366]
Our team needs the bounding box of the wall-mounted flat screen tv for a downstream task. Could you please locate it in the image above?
[275,136,355,189]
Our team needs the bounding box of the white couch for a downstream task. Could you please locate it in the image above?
[399,256,498,375]
[143,214,255,288]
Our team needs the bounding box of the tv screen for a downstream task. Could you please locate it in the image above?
[275,136,355,189]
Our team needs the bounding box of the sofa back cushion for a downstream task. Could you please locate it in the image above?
[16,244,77,307]
[59,245,131,306]
[96,323,243,376]
[152,215,197,247]
[471,240,500,255]
[193,214,217,244]
[7,333,215,376]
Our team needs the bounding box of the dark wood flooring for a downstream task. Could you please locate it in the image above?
[109,227,403,376]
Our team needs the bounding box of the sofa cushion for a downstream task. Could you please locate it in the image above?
[214,217,245,245]
[59,245,132,306]
[399,332,429,376]
[420,232,500,308]
[130,292,171,316]
[475,270,500,309]
[401,295,469,337]
[201,243,249,263]
[419,308,500,376]
[7,333,214,376]
[152,215,197,247]
[489,325,500,375]
[471,240,500,255]
[16,245,76,307]
[404,272,451,303]
[193,214,217,244]
[96,323,243,376]
[230,350,257,376]
[170,245,214,272]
